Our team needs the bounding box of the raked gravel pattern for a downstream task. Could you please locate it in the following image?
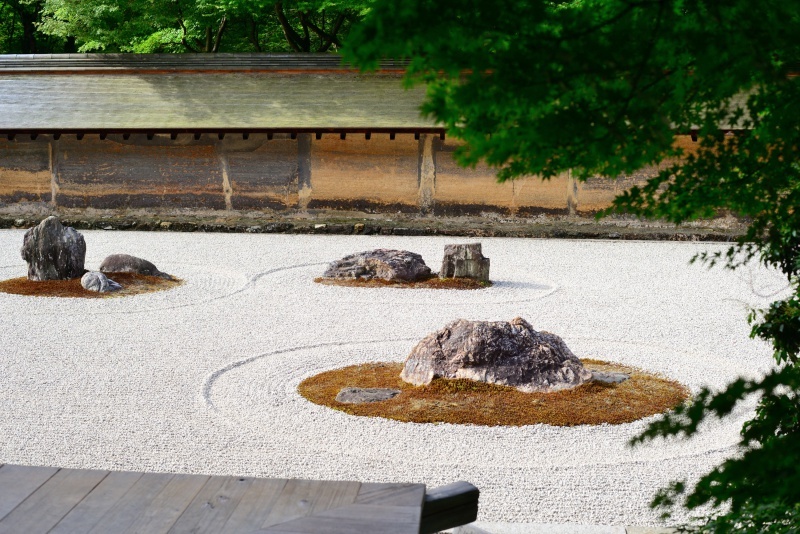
[0,230,790,526]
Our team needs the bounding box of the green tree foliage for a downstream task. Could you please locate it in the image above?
[33,0,368,53]
[0,0,72,53]
[345,0,800,531]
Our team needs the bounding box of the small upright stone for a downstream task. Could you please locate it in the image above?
[440,243,490,281]
[323,249,432,282]
[100,254,172,279]
[21,216,86,281]
[81,271,123,293]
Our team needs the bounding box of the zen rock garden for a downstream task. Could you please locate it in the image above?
[319,243,491,288]
[303,243,671,425]
[10,218,684,428]
[3,216,178,297]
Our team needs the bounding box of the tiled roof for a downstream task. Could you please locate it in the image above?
[0,54,437,132]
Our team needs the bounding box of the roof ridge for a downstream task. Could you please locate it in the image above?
[0,53,410,73]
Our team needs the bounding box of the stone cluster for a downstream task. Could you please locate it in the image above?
[20,217,172,293]
[323,243,491,283]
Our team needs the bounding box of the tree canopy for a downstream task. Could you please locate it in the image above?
[0,0,369,53]
[0,0,73,53]
[345,1,800,532]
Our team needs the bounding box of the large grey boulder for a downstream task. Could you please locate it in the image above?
[20,216,86,281]
[440,243,490,281]
[401,317,592,393]
[99,254,172,279]
[81,271,123,293]
[323,249,432,282]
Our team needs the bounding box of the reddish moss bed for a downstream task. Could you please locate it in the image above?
[314,276,491,289]
[298,360,690,427]
[0,273,182,298]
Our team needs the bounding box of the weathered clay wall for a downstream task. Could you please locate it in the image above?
[309,134,420,212]
[0,140,51,203]
[0,134,697,216]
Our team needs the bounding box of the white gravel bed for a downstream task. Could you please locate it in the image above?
[0,230,788,526]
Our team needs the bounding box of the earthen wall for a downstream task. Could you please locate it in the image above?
[0,133,697,217]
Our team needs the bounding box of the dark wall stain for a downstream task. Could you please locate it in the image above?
[59,193,226,210]
[432,202,514,217]
[306,198,418,214]
[0,190,51,204]
[0,140,50,172]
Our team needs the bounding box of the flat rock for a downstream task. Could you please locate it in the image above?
[100,254,172,279]
[81,271,123,292]
[401,317,592,393]
[440,243,490,281]
[323,249,432,282]
[20,216,86,281]
[335,387,401,404]
[590,371,630,384]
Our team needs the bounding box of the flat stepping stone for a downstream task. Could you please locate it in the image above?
[335,387,401,404]
[590,371,630,384]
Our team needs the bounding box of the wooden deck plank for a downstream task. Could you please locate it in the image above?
[263,503,422,534]
[0,466,429,534]
[124,473,210,533]
[168,475,254,533]
[84,472,175,533]
[221,478,288,531]
[49,471,143,534]
[356,483,427,507]
[260,479,361,529]
[0,464,59,520]
[0,468,108,533]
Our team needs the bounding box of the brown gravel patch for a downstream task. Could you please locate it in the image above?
[0,272,182,298]
[298,360,690,427]
[314,277,491,289]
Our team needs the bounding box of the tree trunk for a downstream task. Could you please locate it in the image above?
[275,2,309,52]
[248,16,261,52]
[211,16,227,53]
[20,11,37,53]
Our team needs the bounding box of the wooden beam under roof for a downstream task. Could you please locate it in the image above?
[0,128,446,140]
